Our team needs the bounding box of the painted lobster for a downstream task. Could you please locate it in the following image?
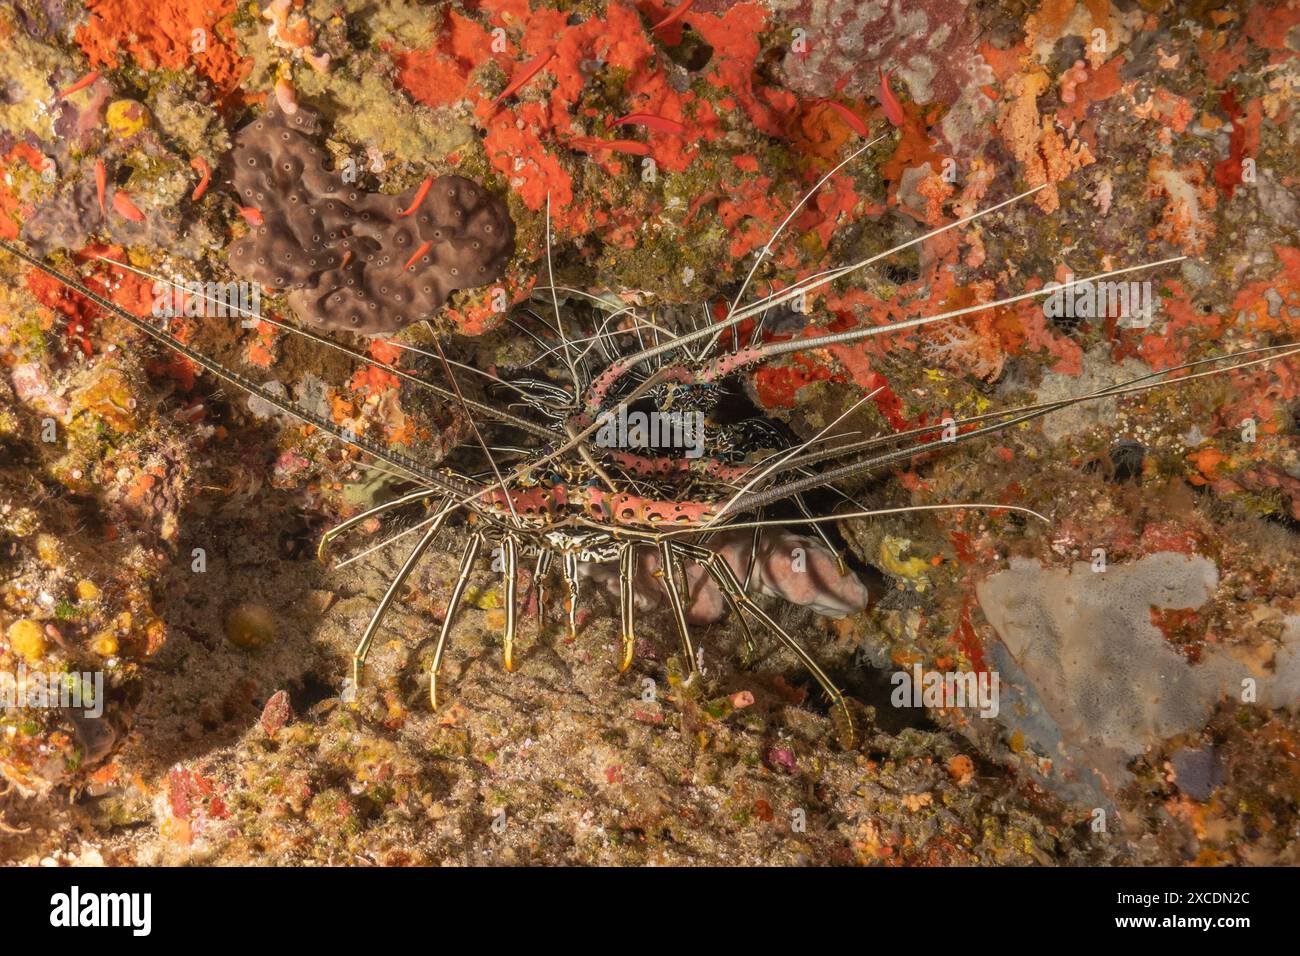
[3,158,1294,748]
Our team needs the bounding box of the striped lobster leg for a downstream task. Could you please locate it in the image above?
[735,524,762,663]
[674,540,855,748]
[561,551,581,641]
[618,544,637,673]
[349,498,451,692]
[533,549,553,633]
[656,540,699,678]
[429,533,484,709]
[316,488,446,563]
[501,535,520,672]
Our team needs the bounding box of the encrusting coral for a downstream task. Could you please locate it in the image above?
[226,105,515,334]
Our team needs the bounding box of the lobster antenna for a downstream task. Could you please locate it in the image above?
[582,183,1049,411]
[376,338,565,409]
[578,305,635,366]
[746,277,782,348]
[726,341,1300,515]
[733,428,869,488]
[666,502,1052,539]
[532,285,684,358]
[520,310,649,368]
[712,386,883,522]
[422,323,525,527]
[724,187,1045,327]
[92,256,556,442]
[334,514,441,571]
[763,341,1300,478]
[0,238,480,499]
[544,191,583,400]
[697,257,1186,381]
[701,135,886,357]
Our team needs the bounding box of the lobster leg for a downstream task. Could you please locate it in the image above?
[618,543,636,672]
[350,498,450,692]
[533,549,552,632]
[699,543,759,667]
[677,541,855,748]
[561,551,581,640]
[430,533,483,709]
[794,494,849,577]
[734,525,762,663]
[502,534,519,672]
[656,540,698,676]
[318,487,445,562]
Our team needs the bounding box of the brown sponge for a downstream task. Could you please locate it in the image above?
[225,106,514,335]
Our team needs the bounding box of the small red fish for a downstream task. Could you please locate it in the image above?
[403,239,433,272]
[112,190,145,222]
[878,68,905,127]
[398,175,433,217]
[237,206,264,227]
[612,112,687,135]
[190,157,211,202]
[94,159,107,213]
[653,0,695,31]
[818,99,869,137]
[58,71,101,100]
[492,49,555,107]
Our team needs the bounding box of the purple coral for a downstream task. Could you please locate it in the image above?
[225,106,515,335]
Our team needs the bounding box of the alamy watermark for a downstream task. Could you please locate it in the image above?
[1,663,103,718]
[891,664,999,718]
[1043,273,1155,328]
[152,278,261,326]
[594,403,705,459]
[50,886,151,936]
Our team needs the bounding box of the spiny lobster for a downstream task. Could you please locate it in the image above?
[3,159,1296,749]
